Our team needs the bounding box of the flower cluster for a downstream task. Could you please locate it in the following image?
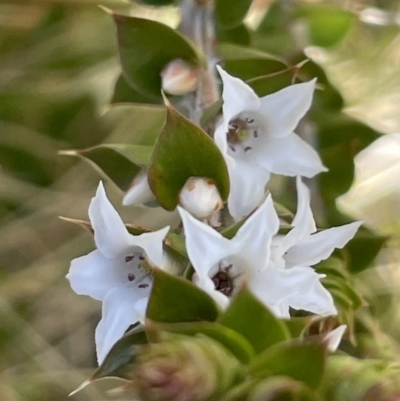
[67,69,361,365]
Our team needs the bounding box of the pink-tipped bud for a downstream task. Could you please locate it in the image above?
[161,59,199,95]
[179,177,223,220]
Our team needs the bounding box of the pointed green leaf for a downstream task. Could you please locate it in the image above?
[149,321,255,363]
[60,144,153,191]
[250,341,327,389]
[217,23,251,46]
[148,101,230,210]
[218,287,290,354]
[111,74,163,105]
[113,14,202,97]
[91,329,147,381]
[215,0,252,28]
[147,268,219,323]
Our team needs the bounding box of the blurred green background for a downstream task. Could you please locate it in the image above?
[1,0,400,400]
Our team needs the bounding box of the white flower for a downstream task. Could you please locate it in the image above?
[179,177,223,221]
[269,177,362,316]
[123,170,155,206]
[178,195,336,317]
[67,182,169,364]
[214,66,327,221]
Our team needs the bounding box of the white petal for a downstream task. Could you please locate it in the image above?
[286,267,337,316]
[285,221,362,267]
[128,226,170,268]
[234,195,279,269]
[257,79,316,138]
[217,66,260,131]
[324,325,347,352]
[280,177,316,253]
[123,170,155,206]
[227,159,270,221]
[178,206,238,277]
[95,284,150,364]
[67,250,126,301]
[214,122,233,166]
[89,182,131,258]
[254,133,327,178]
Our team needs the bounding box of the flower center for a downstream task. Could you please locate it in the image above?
[226,116,259,155]
[124,251,149,283]
[212,271,233,296]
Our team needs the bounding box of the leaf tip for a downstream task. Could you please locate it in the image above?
[98,5,114,16]
[58,149,79,157]
[161,91,172,108]
[69,379,91,397]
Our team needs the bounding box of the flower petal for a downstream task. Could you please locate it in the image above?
[257,79,316,138]
[67,250,126,301]
[123,170,155,206]
[178,206,238,277]
[324,325,347,352]
[285,221,362,267]
[95,283,151,364]
[279,177,316,253]
[89,182,131,258]
[234,194,279,269]
[127,226,170,268]
[227,159,271,221]
[217,66,260,131]
[286,267,337,316]
[254,133,327,178]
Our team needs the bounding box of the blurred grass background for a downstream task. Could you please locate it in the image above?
[1,0,400,400]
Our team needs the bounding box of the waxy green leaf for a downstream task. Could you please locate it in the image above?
[148,321,255,364]
[218,287,290,354]
[113,15,201,97]
[250,341,327,389]
[148,100,230,210]
[91,329,147,381]
[60,144,152,192]
[215,0,252,28]
[147,268,219,323]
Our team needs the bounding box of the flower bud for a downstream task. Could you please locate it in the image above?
[123,170,155,206]
[127,334,240,401]
[161,59,199,96]
[179,177,223,220]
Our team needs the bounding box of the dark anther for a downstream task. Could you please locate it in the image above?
[245,118,254,123]
[127,273,135,282]
[139,255,145,261]
[229,145,236,152]
[125,255,135,263]
[139,283,149,289]
[245,146,252,152]
[253,130,258,138]
[224,264,233,272]
[212,271,233,296]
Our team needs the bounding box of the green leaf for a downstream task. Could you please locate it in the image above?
[218,287,290,354]
[148,100,230,210]
[345,227,387,274]
[111,74,163,105]
[137,0,174,5]
[200,99,223,128]
[113,15,202,97]
[217,23,251,46]
[91,329,148,381]
[295,5,355,48]
[60,144,153,191]
[250,341,327,389]
[165,231,188,257]
[149,321,255,363]
[215,0,252,28]
[147,268,219,323]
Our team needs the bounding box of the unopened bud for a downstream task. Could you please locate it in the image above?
[123,170,155,206]
[161,59,199,95]
[324,325,346,352]
[179,177,223,220]
[127,335,240,401]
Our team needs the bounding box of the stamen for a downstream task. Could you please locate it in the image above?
[212,271,233,296]
[245,146,252,152]
[139,283,149,289]
[125,255,135,263]
[245,118,254,123]
[224,264,233,272]
[253,130,258,138]
[229,145,236,152]
[139,254,145,261]
[127,273,135,282]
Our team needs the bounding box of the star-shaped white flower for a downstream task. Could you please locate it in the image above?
[178,195,336,317]
[67,182,169,364]
[269,177,362,316]
[214,66,327,221]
